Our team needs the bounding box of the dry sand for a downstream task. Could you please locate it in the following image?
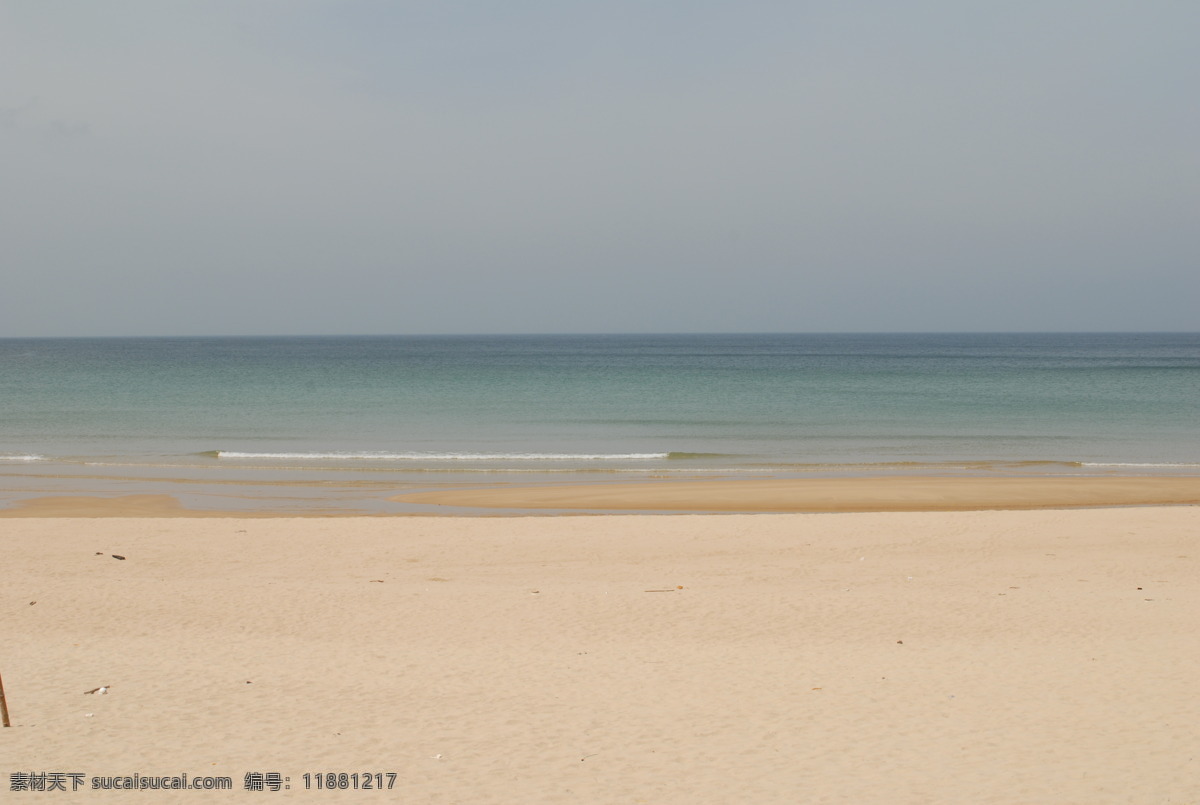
[2,499,1198,803]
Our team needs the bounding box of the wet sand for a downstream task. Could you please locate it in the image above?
[395,474,1200,513]
[3,475,1200,517]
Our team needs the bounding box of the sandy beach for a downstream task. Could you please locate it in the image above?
[2,486,1198,803]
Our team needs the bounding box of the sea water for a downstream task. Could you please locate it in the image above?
[1,333,1197,511]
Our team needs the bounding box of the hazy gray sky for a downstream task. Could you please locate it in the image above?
[2,1,1196,335]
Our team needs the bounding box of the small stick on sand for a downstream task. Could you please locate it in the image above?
[0,669,12,727]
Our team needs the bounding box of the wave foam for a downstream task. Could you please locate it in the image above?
[1081,462,1200,468]
[209,450,671,461]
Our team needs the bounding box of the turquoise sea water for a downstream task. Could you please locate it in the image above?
[1,333,1197,512]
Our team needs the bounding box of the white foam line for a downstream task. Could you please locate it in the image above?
[1081,462,1200,468]
[215,451,670,461]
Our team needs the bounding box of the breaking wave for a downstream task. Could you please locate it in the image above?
[203,450,677,461]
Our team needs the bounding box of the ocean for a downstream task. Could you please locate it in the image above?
[1,333,1197,512]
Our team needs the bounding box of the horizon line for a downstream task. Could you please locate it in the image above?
[1,329,1197,340]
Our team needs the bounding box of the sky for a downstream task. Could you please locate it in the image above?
[1,1,1197,336]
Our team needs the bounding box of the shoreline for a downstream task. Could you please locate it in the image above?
[2,474,1198,516]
